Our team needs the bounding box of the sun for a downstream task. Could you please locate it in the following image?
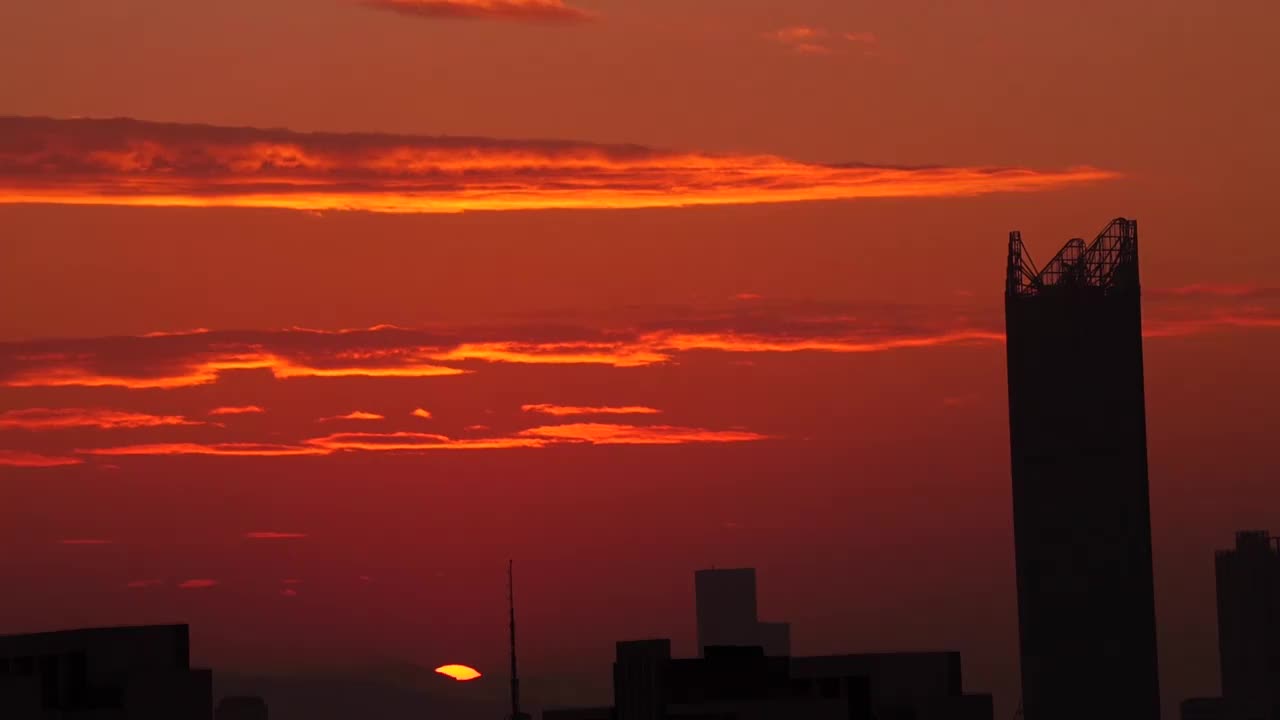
[435,664,482,681]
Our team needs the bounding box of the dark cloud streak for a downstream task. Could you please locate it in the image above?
[360,0,595,23]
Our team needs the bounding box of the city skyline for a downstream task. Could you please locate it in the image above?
[3,1,1280,718]
[6,527,1274,719]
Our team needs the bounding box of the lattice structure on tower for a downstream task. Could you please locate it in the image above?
[1006,217,1138,298]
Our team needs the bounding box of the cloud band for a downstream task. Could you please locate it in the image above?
[0,117,1116,215]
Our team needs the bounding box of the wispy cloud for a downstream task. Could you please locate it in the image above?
[177,579,219,590]
[360,0,594,23]
[209,405,265,416]
[411,407,434,420]
[517,423,769,445]
[1,346,466,390]
[73,420,770,459]
[126,579,164,589]
[0,319,1003,391]
[1139,285,1280,337]
[1150,284,1280,300]
[766,26,832,55]
[79,442,329,457]
[318,411,386,422]
[0,407,200,431]
[766,26,879,56]
[305,431,547,452]
[0,449,84,467]
[5,290,1275,395]
[942,394,981,408]
[522,403,661,417]
[245,531,308,540]
[0,117,1113,216]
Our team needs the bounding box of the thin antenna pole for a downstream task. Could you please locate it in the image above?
[509,559,521,720]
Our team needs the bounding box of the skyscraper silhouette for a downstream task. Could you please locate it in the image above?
[1215,530,1280,720]
[1004,218,1161,720]
[693,568,792,657]
[694,569,759,656]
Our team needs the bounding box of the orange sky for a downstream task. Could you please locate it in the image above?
[1,1,1279,717]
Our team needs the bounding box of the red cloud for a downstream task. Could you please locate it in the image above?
[79,442,329,457]
[0,117,1114,216]
[306,431,547,452]
[766,26,879,56]
[318,411,386,422]
[517,423,770,445]
[72,420,770,459]
[0,450,84,467]
[361,0,594,23]
[59,539,115,545]
[2,293,1276,398]
[245,531,308,540]
[2,350,466,390]
[411,408,434,420]
[766,26,832,55]
[209,405,265,415]
[522,403,661,417]
[0,408,199,430]
[178,579,219,590]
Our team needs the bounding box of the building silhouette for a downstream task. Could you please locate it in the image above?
[544,569,993,719]
[0,624,213,719]
[756,622,791,659]
[1202,530,1280,720]
[1181,697,1233,720]
[1004,217,1161,720]
[694,569,790,657]
[217,695,269,720]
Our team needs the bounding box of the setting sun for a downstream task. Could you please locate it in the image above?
[434,664,482,682]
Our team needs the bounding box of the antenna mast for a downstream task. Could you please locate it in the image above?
[508,559,524,720]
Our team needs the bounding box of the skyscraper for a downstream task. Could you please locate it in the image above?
[1004,218,1161,720]
[1215,530,1280,720]
[694,568,759,655]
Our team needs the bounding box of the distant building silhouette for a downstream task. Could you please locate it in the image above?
[0,624,212,719]
[1190,530,1280,720]
[545,642,992,720]
[1181,697,1233,720]
[695,569,759,655]
[694,569,790,657]
[217,694,269,720]
[756,622,791,658]
[544,569,993,719]
[1004,218,1161,720]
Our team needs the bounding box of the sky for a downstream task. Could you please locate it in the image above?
[2,0,1279,717]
